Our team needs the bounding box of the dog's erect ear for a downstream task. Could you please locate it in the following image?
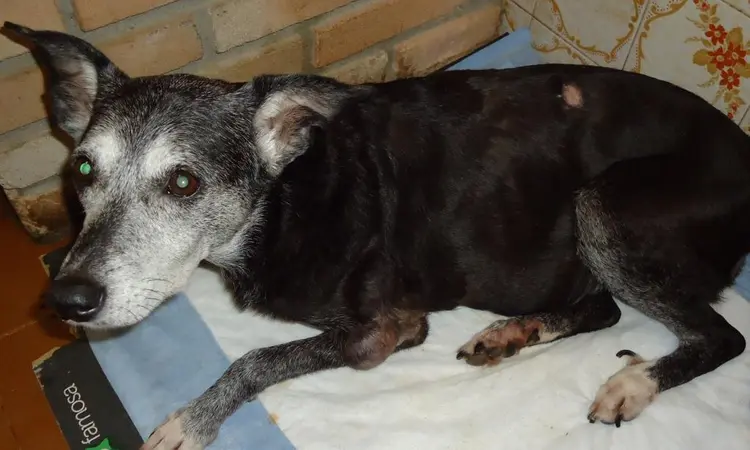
[253,92,329,176]
[2,22,128,142]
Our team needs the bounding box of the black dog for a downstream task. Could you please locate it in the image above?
[4,23,748,450]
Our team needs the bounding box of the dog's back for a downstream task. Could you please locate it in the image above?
[283,65,750,318]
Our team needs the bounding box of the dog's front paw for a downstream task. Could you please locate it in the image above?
[456,318,543,366]
[141,407,217,450]
[587,352,658,427]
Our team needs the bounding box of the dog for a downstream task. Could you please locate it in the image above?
[4,22,749,450]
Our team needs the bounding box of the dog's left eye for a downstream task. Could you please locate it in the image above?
[72,156,94,186]
[166,169,200,198]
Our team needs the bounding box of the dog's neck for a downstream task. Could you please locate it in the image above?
[221,120,387,313]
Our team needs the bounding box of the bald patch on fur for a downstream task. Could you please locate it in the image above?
[562,83,583,108]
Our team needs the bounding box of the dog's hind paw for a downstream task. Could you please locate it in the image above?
[456,318,544,366]
[587,356,658,427]
[141,408,215,450]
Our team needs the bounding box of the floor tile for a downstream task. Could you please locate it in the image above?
[722,0,750,17]
[529,19,597,65]
[624,0,750,122]
[512,0,537,14]
[501,0,535,33]
[532,0,649,68]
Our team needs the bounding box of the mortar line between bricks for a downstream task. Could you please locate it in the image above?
[0,121,52,155]
[208,0,364,61]
[383,47,398,81]
[298,21,316,74]
[314,0,495,77]
[334,0,493,70]
[0,0,213,77]
[169,0,367,76]
[1,0,498,137]
[75,0,211,41]
[170,23,310,76]
[0,52,37,78]
[176,0,489,81]
[192,8,219,62]
[317,46,392,75]
[55,0,84,36]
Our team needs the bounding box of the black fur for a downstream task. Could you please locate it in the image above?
[6,22,749,448]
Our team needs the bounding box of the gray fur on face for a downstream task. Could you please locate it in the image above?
[21,25,355,328]
[58,77,262,328]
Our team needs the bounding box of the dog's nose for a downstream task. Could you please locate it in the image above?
[46,277,105,322]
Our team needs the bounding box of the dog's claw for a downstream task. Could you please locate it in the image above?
[456,350,468,360]
[615,414,623,428]
[587,412,596,424]
[616,349,636,358]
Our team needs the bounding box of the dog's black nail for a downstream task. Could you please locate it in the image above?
[616,349,636,358]
[615,415,623,428]
[456,350,468,360]
[526,328,540,344]
[465,354,488,366]
[487,346,505,358]
[474,342,486,354]
[587,412,596,423]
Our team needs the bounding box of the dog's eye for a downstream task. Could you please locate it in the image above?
[166,169,200,197]
[72,156,94,185]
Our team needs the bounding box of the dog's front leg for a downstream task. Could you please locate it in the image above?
[141,330,348,449]
[141,315,408,450]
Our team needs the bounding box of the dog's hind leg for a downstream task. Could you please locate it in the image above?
[575,154,748,426]
[141,311,426,450]
[456,287,621,366]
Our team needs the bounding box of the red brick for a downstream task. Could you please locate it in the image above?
[393,5,502,77]
[100,16,203,76]
[198,34,305,82]
[211,0,351,53]
[0,67,46,134]
[321,50,389,84]
[312,0,467,67]
[72,0,178,31]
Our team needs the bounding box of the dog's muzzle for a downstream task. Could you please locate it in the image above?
[45,276,105,322]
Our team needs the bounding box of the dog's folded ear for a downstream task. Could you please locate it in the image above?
[2,22,128,143]
[253,91,329,176]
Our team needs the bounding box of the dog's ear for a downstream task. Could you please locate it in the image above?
[253,92,329,176]
[2,22,128,143]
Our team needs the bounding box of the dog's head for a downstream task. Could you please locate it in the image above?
[3,23,353,329]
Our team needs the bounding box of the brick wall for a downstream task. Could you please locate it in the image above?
[0,0,507,241]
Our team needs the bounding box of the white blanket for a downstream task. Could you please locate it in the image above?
[183,267,750,450]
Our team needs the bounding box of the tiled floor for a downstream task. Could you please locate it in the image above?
[0,194,73,449]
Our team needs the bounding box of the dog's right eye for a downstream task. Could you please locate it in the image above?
[166,169,200,198]
[72,156,94,186]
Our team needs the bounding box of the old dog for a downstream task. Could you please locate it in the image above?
[4,22,749,450]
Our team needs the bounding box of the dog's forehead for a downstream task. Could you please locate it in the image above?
[81,74,251,177]
[82,128,196,182]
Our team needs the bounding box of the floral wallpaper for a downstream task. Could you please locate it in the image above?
[500,0,750,131]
